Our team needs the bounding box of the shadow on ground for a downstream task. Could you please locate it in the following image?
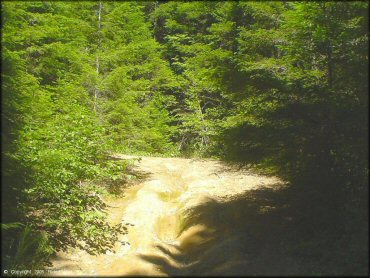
[126,185,368,276]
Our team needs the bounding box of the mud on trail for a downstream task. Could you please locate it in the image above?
[49,155,285,276]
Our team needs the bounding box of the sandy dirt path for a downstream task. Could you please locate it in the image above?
[49,155,283,276]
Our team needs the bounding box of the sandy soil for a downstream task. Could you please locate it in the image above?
[48,155,284,276]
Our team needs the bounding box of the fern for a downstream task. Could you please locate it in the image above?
[1,222,24,231]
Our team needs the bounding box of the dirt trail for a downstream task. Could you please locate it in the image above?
[49,155,284,276]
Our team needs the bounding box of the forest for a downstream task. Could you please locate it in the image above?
[1,1,368,276]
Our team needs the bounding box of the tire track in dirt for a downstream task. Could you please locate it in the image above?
[49,155,284,276]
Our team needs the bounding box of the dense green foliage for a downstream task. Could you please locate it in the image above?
[2,1,368,274]
[2,2,129,269]
[97,2,179,154]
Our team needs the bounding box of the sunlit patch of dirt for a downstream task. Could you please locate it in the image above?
[48,155,285,276]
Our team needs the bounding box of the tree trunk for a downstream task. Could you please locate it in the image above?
[327,45,333,88]
[197,98,209,150]
[94,1,102,113]
[322,2,334,89]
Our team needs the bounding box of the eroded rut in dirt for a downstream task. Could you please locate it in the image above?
[50,155,284,276]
